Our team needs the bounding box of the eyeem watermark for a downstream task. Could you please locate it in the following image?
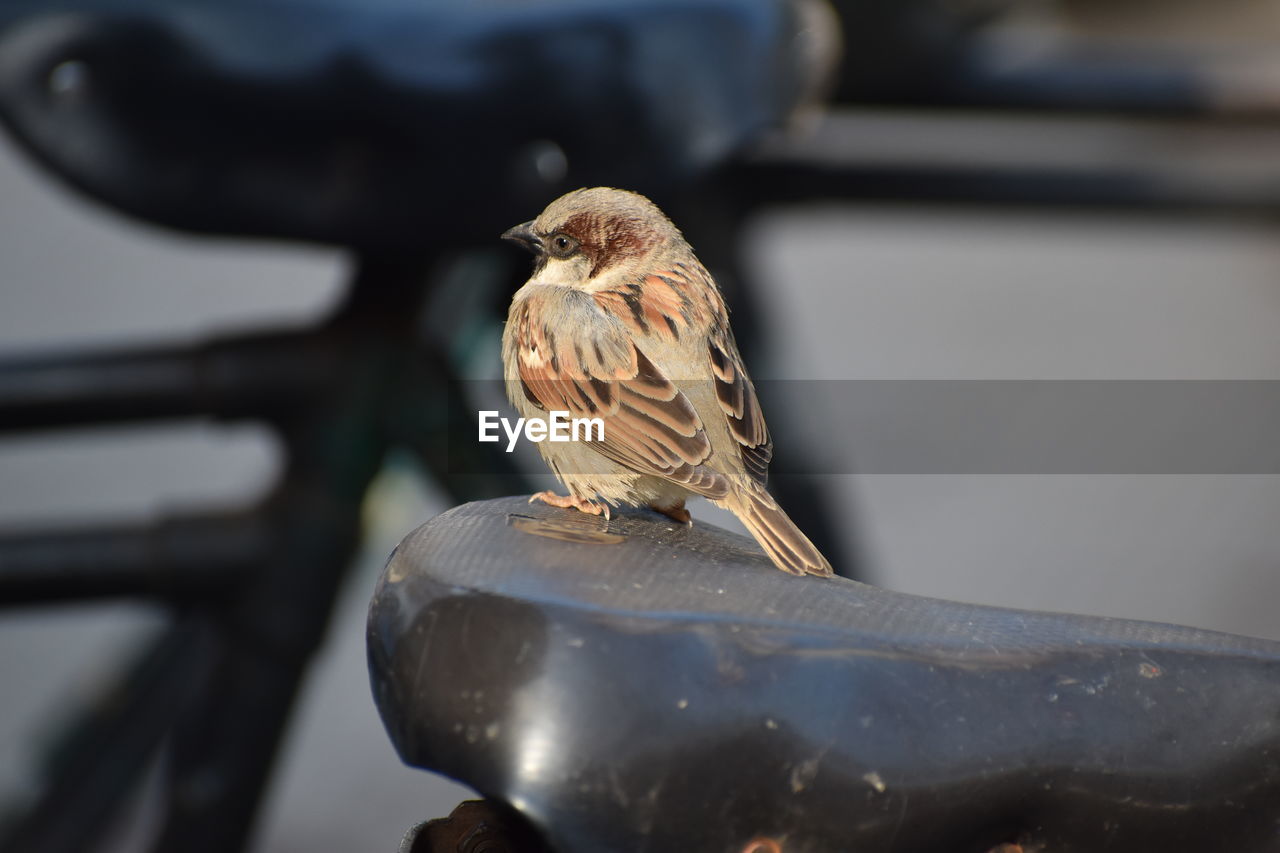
[478,411,605,452]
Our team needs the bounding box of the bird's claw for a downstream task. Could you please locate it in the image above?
[650,502,693,526]
[529,490,611,520]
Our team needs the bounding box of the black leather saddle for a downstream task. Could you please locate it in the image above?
[368,496,1280,853]
[0,0,812,250]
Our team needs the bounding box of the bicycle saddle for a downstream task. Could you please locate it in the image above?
[368,496,1280,853]
[0,0,815,250]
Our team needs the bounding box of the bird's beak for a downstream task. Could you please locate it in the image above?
[501,221,542,254]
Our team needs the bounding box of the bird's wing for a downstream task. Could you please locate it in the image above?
[508,288,730,497]
[707,321,772,486]
[592,262,773,487]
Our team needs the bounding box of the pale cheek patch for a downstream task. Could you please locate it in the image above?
[533,256,591,287]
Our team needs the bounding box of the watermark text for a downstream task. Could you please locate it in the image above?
[478,411,605,452]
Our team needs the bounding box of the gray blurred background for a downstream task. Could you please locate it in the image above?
[3,1,1280,849]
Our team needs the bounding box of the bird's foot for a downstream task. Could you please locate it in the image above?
[529,490,612,521]
[649,500,692,526]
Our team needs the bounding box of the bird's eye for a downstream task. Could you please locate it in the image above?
[548,233,578,258]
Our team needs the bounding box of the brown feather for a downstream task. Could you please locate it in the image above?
[512,292,718,490]
[724,487,833,577]
[708,324,772,487]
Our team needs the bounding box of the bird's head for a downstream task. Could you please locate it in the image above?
[502,187,681,288]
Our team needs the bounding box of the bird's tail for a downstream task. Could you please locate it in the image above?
[723,487,833,577]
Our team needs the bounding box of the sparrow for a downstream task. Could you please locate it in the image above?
[501,187,832,577]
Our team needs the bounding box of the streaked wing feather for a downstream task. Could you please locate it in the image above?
[709,325,772,486]
[513,300,728,495]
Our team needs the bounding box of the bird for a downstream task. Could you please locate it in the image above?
[500,187,832,577]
